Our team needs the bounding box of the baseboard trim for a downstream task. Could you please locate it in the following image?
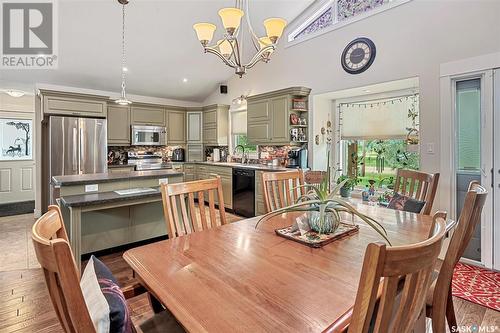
[0,200,35,217]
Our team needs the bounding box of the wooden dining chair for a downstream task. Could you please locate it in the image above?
[426,181,487,333]
[393,169,440,215]
[328,212,447,333]
[262,169,306,212]
[160,176,227,238]
[32,205,184,333]
[304,170,327,187]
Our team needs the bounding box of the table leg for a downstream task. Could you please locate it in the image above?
[148,292,164,314]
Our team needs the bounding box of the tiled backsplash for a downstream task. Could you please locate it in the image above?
[107,145,183,164]
[108,144,298,166]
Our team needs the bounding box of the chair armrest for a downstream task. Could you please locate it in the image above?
[122,282,147,299]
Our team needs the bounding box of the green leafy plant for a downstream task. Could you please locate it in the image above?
[336,175,358,190]
[256,152,391,245]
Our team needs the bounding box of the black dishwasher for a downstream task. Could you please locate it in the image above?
[232,168,255,218]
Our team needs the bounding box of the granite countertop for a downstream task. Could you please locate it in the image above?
[188,161,290,171]
[52,169,184,186]
[107,164,135,168]
[60,187,162,207]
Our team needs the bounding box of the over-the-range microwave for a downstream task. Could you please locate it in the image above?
[131,125,166,146]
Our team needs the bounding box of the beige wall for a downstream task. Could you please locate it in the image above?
[0,93,36,205]
[203,0,500,173]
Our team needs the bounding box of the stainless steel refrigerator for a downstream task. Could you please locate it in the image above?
[49,115,107,182]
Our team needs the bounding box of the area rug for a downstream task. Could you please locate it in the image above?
[452,262,500,311]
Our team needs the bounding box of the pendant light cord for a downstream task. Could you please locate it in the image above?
[121,3,126,93]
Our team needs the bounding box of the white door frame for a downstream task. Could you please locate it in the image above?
[440,69,494,268]
[493,69,500,270]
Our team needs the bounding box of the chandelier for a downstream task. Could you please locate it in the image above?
[193,0,287,77]
[115,0,132,105]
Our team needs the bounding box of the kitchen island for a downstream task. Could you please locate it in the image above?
[53,169,183,269]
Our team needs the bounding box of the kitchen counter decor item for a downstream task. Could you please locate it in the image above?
[275,216,359,248]
[256,152,391,245]
[292,98,307,111]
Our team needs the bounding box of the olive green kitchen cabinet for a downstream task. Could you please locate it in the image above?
[186,111,203,143]
[184,163,197,182]
[131,105,166,126]
[166,109,186,144]
[40,90,108,117]
[206,165,232,209]
[202,104,229,146]
[247,87,311,145]
[255,171,267,215]
[270,96,289,143]
[107,105,131,145]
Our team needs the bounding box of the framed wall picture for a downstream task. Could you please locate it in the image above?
[0,118,33,161]
[292,99,307,111]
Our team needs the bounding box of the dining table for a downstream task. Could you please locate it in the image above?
[123,202,455,333]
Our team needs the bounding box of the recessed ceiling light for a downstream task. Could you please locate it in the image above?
[364,89,371,93]
[122,67,128,72]
[182,78,188,83]
[4,90,25,97]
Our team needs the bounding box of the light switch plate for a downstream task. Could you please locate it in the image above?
[159,178,169,185]
[426,143,435,154]
[85,184,99,192]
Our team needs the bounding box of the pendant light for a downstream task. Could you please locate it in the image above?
[115,0,132,105]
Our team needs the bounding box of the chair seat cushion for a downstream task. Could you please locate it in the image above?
[81,255,133,333]
[387,192,426,214]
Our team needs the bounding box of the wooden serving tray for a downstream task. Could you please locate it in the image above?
[275,222,359,248]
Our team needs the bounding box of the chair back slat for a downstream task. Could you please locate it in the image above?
[32,205,96,333]
[348,213,447,333]
[197,190,208,230]
[187,192,199,232]
[262,170,305,212]
[161,177,227,238]
[429,181,487,332]
[393,169,439,215]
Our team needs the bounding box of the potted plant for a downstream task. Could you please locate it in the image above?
[337,175,357,198]
[256,153,391,245]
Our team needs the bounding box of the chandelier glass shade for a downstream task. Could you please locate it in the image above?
[193,0,287,77]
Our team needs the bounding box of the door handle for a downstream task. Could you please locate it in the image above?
[72,128,78,172]
[80,127,84,174]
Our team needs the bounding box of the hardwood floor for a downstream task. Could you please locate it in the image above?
[0,213,498,332]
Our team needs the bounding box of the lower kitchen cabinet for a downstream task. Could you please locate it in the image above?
[196,165,232,209]
[255,171,266,215]
[184,163,197,182]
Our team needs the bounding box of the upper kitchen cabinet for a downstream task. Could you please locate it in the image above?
[186,110,203,143]
[166,108,186,144]
[202,104,229,146]
[131,105,166,126]
[247,87,311,145]
[107,105,131,145]
[40,90,108,117]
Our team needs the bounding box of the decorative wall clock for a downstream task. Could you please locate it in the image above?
[341,37,376,74]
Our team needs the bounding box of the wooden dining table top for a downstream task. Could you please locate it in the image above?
[124,202,455,333]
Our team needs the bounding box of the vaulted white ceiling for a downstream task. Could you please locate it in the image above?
[0,0,313,102]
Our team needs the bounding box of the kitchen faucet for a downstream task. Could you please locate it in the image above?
[233,145,248,164]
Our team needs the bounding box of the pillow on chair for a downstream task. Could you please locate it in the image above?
[387,192,426,214]
[81,255,133,333]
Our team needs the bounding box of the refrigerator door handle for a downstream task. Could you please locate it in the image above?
[72,127,78,172]
[80,127,84,174]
